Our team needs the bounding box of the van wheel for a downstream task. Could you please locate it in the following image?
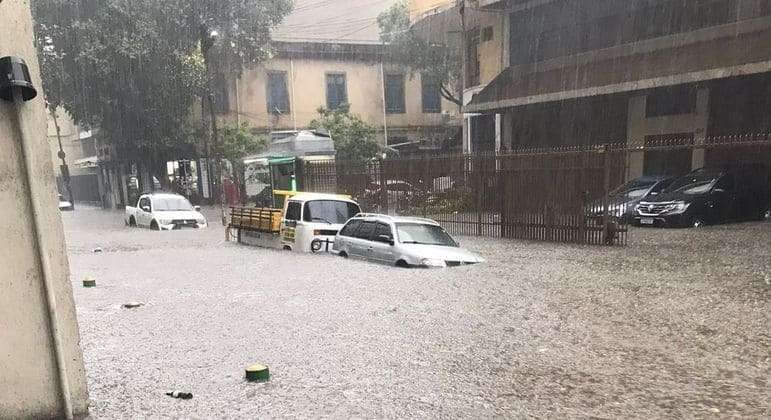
[339,251,348,258]
[150,221,159,231]
[129,216,136,227]
[395,260,409,268]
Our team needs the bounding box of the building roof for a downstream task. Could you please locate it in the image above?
[467,24,771,113]
[271,0,399,45]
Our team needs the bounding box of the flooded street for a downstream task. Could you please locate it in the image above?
[63,207,770,418]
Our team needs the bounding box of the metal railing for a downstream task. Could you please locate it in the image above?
[302,135,771,246]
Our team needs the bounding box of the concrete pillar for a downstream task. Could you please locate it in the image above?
[494,113,502,153]
[626,95,647,179]
[0,0,89,417]
[691,87,710,170]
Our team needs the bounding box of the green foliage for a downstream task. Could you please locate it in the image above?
[377,1,461,105]
[221,122,268,163]
[30,0,292,168]
[309,105,382,162]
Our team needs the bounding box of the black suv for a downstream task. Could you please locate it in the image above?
[633,165,769,228]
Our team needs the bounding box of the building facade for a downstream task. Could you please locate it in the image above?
[463,0,771,178]
[46,109,102,204]
[216,0,461,156]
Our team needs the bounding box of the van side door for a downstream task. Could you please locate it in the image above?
[348,221,377,258]
[370,222,395,264]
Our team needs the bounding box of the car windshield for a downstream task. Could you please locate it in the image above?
[611,179,657,199]
[154,196,193,211]
[303,200,360,224]
[396,223,458,247]
[665,174,718,195]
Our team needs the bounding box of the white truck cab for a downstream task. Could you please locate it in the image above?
[125,193,207,230]
[278,192,361,253]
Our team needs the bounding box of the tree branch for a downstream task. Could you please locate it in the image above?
[440,83,462,107]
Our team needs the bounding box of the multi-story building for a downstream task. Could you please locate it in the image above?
[460,0,771,178]
[215,0,461,155]
[46,109,101,205]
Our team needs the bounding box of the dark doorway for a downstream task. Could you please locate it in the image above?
[643,134,694,176]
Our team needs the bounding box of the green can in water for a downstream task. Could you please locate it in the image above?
[245,364,269,382]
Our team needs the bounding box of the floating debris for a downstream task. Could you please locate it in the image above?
[245,363,269,382]
[82,276,96,288]
[165,391,193,400]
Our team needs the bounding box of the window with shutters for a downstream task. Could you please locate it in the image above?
[266,71,289,114]
[325,73,348,110]
[385,74,405,114]
[421,75,441,113]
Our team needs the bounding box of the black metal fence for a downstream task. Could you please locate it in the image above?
[302,135,771,246]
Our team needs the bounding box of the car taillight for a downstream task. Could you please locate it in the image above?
[313,230,320,235]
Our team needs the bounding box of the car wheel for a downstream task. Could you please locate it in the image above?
[395,259,409,268]
[339,251,348,258]
[129,216,136,227]
[764,208,770,221]
[150,221,159,231]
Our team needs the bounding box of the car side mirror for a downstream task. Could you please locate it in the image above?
[377,234,394,245]
[194,205,201,211]
[141,205,150,212]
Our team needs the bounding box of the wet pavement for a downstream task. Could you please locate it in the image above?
[63,207,770,418]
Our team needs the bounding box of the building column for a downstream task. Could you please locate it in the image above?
[691,87,710,170]
[494,113,502,153]
[626,95,647,180]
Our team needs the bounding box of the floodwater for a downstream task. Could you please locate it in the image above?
[62,207,770,418]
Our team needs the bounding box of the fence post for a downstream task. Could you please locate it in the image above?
[602,144,613,245]
[380,159,388,214]
[476,157,483,236]
[422,154,428,218]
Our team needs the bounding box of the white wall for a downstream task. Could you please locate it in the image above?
[0,0,90,417]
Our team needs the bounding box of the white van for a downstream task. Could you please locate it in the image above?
[279,192,361,252]
[229,191,361,253]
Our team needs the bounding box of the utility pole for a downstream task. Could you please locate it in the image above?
[51,109,75,210]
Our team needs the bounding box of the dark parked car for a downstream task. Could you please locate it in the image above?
[633,166,769,228]
[588,176,676,223]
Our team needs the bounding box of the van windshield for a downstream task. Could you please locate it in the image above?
[303,200,360,224]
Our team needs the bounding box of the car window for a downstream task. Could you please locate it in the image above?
[714,174,734,191]
[396,223,458,247]
[374,222,393,242]
[139,197,150,210]
[651,179,674,193]
[339,219,362,237]
[285,201,301,221]
[353,221,377,240]
[154,196,193,211]
[389,183,410,192]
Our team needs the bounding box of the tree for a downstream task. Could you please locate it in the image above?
[220,122,267,202]
[309,105,382,162]
[377,1,462,106]
[30,0,292,190]
[31,0,207,188]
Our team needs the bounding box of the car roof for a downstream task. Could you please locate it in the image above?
[351,213,440,226]
[288,193,358,203]
[144,192,187,199]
